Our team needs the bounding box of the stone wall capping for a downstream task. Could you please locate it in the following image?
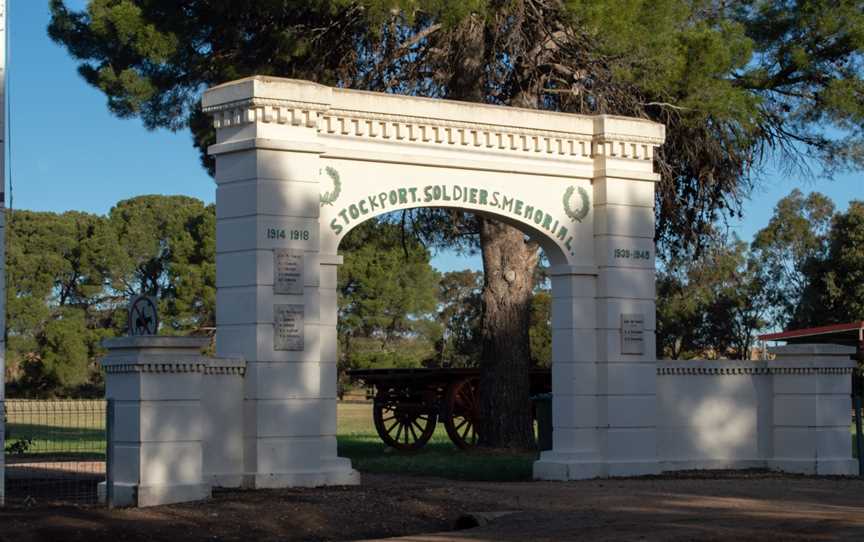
[766,359,857,371]
[658,359,766,375]
[102,356,247,375]
[206,356,247,376]
[102,359,210,374]
[770,343,857,356]
[657,362,854,376]
[99,342,241,376]
[657,357,857,375]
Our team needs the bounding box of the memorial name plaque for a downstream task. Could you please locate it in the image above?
[621,313,645,355]
[274,249,304,295]
[274,304,304,351]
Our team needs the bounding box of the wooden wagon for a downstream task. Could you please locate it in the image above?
[346,368,551,451]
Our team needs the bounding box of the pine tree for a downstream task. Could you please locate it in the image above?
[49,0,864,447]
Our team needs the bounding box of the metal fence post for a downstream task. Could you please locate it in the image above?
[106,398,114,509]
[1,400,5,507]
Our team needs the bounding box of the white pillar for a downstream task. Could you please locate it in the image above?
[201,357,247,487]
[203,78,358,488]
[592,173,660,476]
[535,116,664,479]
[101,336,212,507]
[534,266,605,479]
[590,117,662,476]
[317,256,351,474]
[768,344,857,475]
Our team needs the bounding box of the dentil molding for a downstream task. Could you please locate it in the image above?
[203,96,662,161]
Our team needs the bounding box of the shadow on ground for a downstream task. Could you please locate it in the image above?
[2,471,864,542]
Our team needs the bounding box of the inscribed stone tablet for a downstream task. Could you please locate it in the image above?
[621,314,645,355]
[274,304,304,351]
[274,249,304,294]
[260,219,316,250]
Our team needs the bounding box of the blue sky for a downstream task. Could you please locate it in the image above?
[7,1,862,273]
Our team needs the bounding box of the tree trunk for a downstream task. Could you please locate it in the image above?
[442,9,545,448]
[477,219,540,449]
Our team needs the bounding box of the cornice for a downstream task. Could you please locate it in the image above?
[204,97,327,129]
[204,98,662,162]
[102,356,246,376]
[205,365,247,376]
[592,133,663,160]
[321,110,600,159]
[103,361,209,374]
[593,132,665,146]
[657,366,854,376]
[202,97,330,114]
[206,357,248,377]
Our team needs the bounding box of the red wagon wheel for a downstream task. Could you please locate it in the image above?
[444,377,480,449]
[373,396,437,451]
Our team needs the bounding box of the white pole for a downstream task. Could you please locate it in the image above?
[0,0,7,508]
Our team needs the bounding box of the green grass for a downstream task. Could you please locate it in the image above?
[5,423,105,457]
[336,402,536,481]
[11,400,864,481]
[4,400,106,460]
[2,399,535,480]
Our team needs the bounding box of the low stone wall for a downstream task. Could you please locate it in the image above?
[99,339,856,508]
[657,344,857,475]
[657,360,772,471]
[101,336,248,507]
[202,357,246,488]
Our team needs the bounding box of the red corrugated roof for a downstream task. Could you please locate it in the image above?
[759,321,864,345]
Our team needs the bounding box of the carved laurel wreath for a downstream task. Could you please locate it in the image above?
[320,166,342,206]
[563,186,590,223]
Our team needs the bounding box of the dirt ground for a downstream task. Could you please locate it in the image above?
[3,471,864,542]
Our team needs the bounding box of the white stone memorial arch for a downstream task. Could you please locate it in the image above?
[201,76,665,486]
[95,76,856,507]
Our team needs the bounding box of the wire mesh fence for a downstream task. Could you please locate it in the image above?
[2,399,107,506]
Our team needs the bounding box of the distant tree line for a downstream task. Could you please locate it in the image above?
[657,190,864,360]
[48,0,864,447]
[5,195,215,396]
[3,195,551,397]
[6,189,862,395]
